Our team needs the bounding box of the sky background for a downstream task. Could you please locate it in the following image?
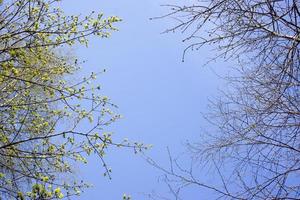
[60,1,233,199]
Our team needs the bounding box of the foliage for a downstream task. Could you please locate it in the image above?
[0,0,147,199]
[150,0,300,199]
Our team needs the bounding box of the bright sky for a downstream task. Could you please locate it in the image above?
[61,0,232,199]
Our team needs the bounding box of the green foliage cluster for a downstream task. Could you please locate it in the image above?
[0,0,147,199]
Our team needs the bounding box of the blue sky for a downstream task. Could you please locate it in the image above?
[61,0,232,199]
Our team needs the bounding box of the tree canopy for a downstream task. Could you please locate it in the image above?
[0,0,146,199]
[149,0,300,199]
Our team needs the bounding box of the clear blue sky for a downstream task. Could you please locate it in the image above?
[61,0,232,199]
